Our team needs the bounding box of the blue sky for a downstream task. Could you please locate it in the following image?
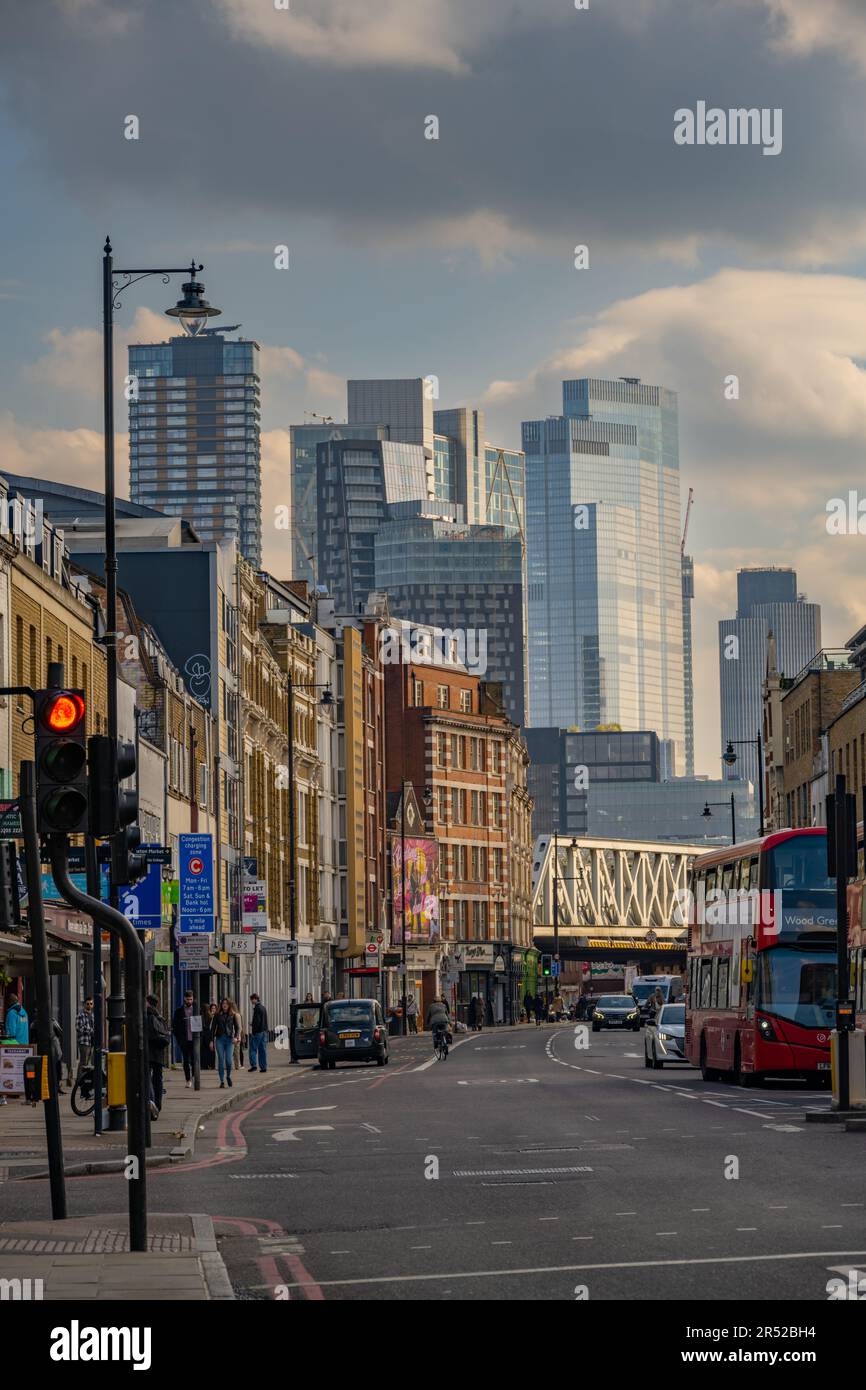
[3,0,866,776]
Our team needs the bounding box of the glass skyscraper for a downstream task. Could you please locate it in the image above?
[128,333,261,566]
[524,378,687,773]
[719,567,821,789]
[290,422,387,584]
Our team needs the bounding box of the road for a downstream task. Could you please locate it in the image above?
[4,1024,865,1301]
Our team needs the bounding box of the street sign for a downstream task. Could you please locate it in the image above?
[119,857,162,932]
[243,856,258,879]
[177,933,210,971]
[365,942,380,965]
[143,846,172,865]
[259,939,293,959]
[0,802,22,837]
[178,833,214,932]
[225,933,257,956]
[551,961,561,977]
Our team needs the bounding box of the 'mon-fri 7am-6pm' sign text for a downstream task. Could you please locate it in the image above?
[178,834,215,933]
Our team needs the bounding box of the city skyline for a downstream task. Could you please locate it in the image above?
[4,1,866,778]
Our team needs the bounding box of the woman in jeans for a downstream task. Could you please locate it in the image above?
[210,997,240,1088]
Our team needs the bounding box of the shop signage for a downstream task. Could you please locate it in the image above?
[225,934,257,956]
[0,1043,34,1096]
[463,943,495,965]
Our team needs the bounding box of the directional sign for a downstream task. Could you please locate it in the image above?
[119,857,162,931]
[225,933,257,956]
[259,939,294,958]
[179,833,214,932]
[143,846,172,865]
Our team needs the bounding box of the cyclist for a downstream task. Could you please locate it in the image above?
[425,994,451,1055]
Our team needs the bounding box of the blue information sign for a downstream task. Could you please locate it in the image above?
[119,854,163,932]
[179,833,215,933]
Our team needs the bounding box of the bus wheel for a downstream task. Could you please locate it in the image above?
[700,1036,716,1082]
[733,1038,752,1087]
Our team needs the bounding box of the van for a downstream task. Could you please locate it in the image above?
[631,974,683,1022]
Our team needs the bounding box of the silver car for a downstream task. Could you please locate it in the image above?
[644,1003,689,1069]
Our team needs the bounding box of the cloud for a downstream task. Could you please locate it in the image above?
[24,307,168,399]
[762,0,866,73]
[0,411,112,494]
[4,0,866,266]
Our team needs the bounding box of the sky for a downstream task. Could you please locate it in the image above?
[2,0,866,778]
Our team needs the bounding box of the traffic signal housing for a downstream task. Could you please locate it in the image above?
[541,953,553,977]
[110,740,147,887]
[0,842,21,929]
[88,734,118,838]
[34,689,88,834]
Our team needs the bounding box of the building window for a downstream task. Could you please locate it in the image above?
[436,685,449,709]
[460,689,472,713]
[436,732,447,768]
[29,625,37,687]
[413,680,424,706]
[436,786,448,823]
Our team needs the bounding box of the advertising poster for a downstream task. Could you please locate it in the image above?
[392,837,439,944]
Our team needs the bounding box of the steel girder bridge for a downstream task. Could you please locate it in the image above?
[531,834,709,961]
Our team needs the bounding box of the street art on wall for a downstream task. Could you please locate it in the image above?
[392,837,439,944]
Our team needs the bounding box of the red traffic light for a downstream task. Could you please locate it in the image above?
[41,692,85,733]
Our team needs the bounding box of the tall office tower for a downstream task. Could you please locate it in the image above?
[682,553,695,776]
[129,331,261,567]
[317,438,434,613]
[348,378,435,453]
[290,422,388,584]
[719,566,821,789]
[523,378,686,773]
[374,503,528,724]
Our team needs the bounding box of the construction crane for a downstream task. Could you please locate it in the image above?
[681,486,694,556]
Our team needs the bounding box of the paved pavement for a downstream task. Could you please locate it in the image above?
[4,1022,862,1302]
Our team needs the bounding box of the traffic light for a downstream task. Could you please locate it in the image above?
[88,734,117,837]
[541,953,552,977]
[34,688,88,834]
[110,740,147,886]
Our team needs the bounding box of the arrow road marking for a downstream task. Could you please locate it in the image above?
[274,1106,338,1118]
[272,1125,335,1142]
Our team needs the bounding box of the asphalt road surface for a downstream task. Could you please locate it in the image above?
[6,1024,866,1301]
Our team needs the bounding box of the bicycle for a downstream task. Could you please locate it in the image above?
[433,1027,450,1061]
[70,1051,108,1117]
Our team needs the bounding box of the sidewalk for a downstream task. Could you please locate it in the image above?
[0,1044,304,1178]
[0,1211,232,1300]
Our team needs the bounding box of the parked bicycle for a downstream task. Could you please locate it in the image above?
[70,1051,108,1117]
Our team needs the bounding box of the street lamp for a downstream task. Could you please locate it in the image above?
[100,238,221,1248]
[164,266,222,336]
[552,836,579,1005]
[286,677,333,1014]
[702,795,736,844]
[723,735,764,834]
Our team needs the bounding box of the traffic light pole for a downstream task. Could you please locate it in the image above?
[19,762,67,1220]
[85,835,105,1136]
[48,835,148,1253]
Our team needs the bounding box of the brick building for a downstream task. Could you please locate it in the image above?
[383,620,533,1025]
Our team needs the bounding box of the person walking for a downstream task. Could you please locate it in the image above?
[211,997,240,1088]
[4,996,28,1043]
[534,991,545,1027]
[200,1004,218,1068]
[172,989,197,1087]
[75,997,95,1072]
[523,989,534,1024]
[406,995,418,1034]
[248,993,269,1073]
[145,994,171,1118]
[552,991,565,1023]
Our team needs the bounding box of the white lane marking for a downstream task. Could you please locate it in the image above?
[737,1227,758,1232]
[411,1245,432,1250]
[623,1053,641,1058]
[491,1241,512,1246]
[842,1204,864,1208]
[274,1105,338,1118]
[273,1125,335,1142]
[452,1165,593,1177]
[822,1225,843,1230]
[732,1108,776,1119]
[768,1205,788,1210]
[573,1236,594,1241]
[691,1208,710,1212]
[361,1123,381,1134]
[615,1211,637,1216]
[538,1216,560,1222]
[275,1249,866,1291]
[762,1123,803,1132]
[330,1249,351,1254]
[702,1100,728,1108]
[412,1035,474,1072]
[656,1231,678,1236]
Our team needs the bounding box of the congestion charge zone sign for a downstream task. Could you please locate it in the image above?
[178,833,215,933]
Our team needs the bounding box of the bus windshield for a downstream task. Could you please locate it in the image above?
[767,837,833,892]
[754,946,836,1029]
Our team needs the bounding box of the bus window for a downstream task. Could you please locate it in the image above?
[732,860,744,891]
[706,867,718,894]
[746,857,759,890]
[722,863,734,892]
[716,958,730,1009]
[767,837,832,892]
[699,958,713,1009]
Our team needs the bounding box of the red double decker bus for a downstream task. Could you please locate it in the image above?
[685,827,837,1086]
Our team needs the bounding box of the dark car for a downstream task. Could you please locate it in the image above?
[591,994,641,1032]
[318,999,389,1068]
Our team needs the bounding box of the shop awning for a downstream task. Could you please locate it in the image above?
[208,955,232,976]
